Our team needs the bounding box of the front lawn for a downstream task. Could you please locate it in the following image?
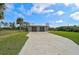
[0,30,17,36]
[49,31,79,45]
[0,31,28,55]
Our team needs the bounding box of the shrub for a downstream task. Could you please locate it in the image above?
[50,26,79,32]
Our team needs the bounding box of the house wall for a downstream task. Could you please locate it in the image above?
[28,26,48,32]
[28,26,32,32]
[37,26,40,31]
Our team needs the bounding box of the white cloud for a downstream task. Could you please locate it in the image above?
[74,3,79,7]
[19,5,27,15]
[64,3,79,7]
[64,3,72,6]
[43,9,54,13]
[56,10,64,16]
[5,4,25,19]
[56,20,64,23]
[12,11,25,19]
[5,3,14,11]
[18,13,25,18]
[70,12,79,20]
[28,3,54,14]
[5,3,15,14]
[19,5,25,11]
[46,10,64,17]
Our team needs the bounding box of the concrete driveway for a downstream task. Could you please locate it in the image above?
[19,32,79,55]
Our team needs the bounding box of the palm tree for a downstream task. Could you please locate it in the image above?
[16,17,24,30]
[23,22,30,27]
[0,21,8,30]
[0,21,4,27]
[0,22,2,29]
[9,22,16,30]
[22,22,30,31]
[0,3,5,30]
[0,3,5,19]
[4,22,8,28]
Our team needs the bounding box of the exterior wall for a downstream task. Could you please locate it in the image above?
[37,26,40,32]
[45,26,49,31]
[28,26,49,32]
[28,26,32,32]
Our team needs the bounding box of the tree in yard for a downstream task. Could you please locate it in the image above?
[22,22,30,31]
[23,22,30,27]
[0,3,5,19]
[0,21,4,27]
[0,3,5,30]
[0,22,2,29]
[3,22,9,28]
[16,17,24,30]
[9,22,16,30]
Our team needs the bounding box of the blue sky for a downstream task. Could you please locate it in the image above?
[4,3,79,27]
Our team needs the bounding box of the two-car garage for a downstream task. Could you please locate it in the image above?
[28,25,48,32]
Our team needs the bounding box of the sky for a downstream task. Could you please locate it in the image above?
[3,3,79,27]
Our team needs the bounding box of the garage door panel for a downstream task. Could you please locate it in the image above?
[32,27,37,32]
[40,27,45,31]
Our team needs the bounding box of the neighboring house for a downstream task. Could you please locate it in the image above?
[27,24,49,32]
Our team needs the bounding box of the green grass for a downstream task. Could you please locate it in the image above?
[0,30,17,36]
[49,31,79,45]
[0,31,28,55]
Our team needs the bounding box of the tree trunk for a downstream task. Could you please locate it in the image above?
[0,24,1,30]
[19,24,21,31]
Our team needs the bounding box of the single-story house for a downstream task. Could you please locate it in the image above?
[27,24,49,32]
